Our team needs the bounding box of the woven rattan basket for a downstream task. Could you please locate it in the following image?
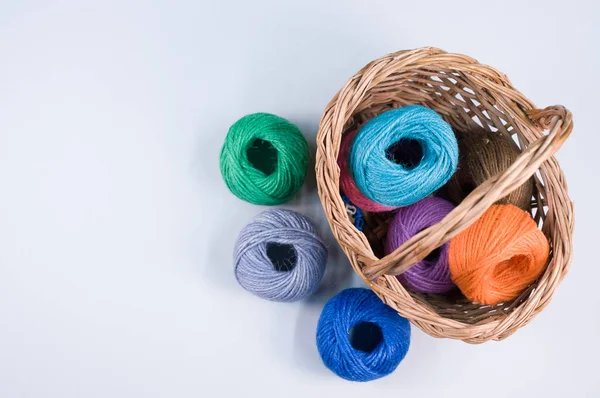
[316,47,574,343]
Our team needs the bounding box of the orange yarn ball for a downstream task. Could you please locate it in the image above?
[448,204,550,305]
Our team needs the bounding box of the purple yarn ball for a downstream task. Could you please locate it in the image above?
[386,197,455,294]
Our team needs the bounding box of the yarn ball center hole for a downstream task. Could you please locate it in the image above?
[247,138,278,175]
[349,321,383,353]
[385,138,423,170]
[493,254,529,278]
[266,242,297,272]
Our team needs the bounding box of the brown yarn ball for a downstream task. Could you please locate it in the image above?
[443,129,534,211]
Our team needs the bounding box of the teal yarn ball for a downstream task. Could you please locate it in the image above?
[350,105,458,207]
[220,113,310,205]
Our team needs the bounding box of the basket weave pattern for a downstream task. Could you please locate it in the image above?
[316,48,573,343]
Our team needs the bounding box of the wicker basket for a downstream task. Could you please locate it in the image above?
[315,47,574,343]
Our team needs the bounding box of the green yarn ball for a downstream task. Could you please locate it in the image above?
[219,113,310,205]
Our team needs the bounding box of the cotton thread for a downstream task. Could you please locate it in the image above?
[234,209,327,302]
[449,204,550,305]
[339,129,397,212]
[350,106,458,207]
[386,197,456,294]
[220,113,309,205]
[316,288,411,382]
[444,129,534,211]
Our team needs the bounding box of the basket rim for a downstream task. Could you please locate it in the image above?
[315,47,574,343]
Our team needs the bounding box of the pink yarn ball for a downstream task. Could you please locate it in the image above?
[338,130,397,212]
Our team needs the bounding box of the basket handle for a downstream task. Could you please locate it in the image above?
[360,105,573,281]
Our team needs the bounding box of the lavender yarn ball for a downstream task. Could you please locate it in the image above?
[386,197,456,294]
[234,209,327,302]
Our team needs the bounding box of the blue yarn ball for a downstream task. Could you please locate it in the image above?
[316,288,411,382]
[350,105,458,207]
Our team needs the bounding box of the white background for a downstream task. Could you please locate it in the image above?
[0,1,598,397]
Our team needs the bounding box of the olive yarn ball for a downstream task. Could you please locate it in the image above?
[220,113,310,205]
[443,129,534,211]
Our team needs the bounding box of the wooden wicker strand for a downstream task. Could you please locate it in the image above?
[316,48,574,343]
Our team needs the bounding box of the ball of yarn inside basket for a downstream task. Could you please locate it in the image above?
[444,129,534,210]
[316,288,410,382]
[338,129,397,212]
[449,204,550,305]
[234,209,327,302]
[220,113,309,205]
[386,197,456,294]
[350,105,458,207]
